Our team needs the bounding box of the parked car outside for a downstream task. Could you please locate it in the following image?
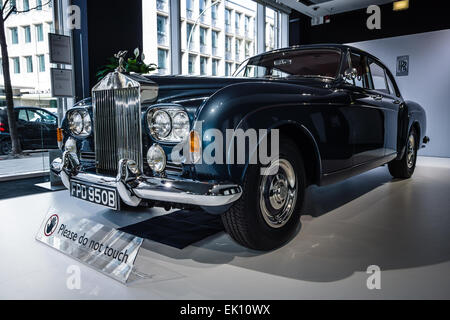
[0,106,58,155]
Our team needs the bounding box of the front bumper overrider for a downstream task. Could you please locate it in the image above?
[51,151,242,210]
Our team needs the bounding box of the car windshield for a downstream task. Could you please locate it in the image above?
[233,48,342,80]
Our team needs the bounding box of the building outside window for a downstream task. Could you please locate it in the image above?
[157,15,168,45]
[211,2,218,25]
[36,0,42,10]
[235,12,241,34]
[37,54,45,72]
[36,24,44,42]
[211,30,218,56]
[10,27,18,44]
[212,58,219,76]
[225,8,232,32]
[188,54,196,74]
[24,56,33,73]
[245,15,250,35]
[235,38,241,60]
[12,57,20,74]
[186,0,194,19]
[200,27,207,53]
[156,0,168,12]
[225,62,232,76]
[143,0,285,76]
[24,26,31,43]
[23,0,30,11]
[200,56,208,75]
[157,48,168,74]
[186,23,194,50]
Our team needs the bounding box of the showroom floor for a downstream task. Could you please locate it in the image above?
[0,156,449,299]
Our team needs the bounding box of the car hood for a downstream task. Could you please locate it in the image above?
[144,75,332,115]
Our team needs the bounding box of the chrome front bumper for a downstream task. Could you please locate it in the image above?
[51,151,242,209]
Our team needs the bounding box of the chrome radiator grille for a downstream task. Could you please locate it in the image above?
[93,87,142,175]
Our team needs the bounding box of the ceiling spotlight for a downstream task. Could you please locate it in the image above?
[393,0,409,11]
[313,6,319,11]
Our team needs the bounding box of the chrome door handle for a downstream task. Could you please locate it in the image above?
[371,95,383,101]
[392,99,401,104]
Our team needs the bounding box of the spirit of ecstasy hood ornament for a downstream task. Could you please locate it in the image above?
[114,50,128,73]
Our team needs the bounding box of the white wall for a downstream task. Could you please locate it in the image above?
[349,29,450,158]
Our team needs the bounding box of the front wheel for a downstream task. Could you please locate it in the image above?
[388,127,418,179]
[221,137,306,251]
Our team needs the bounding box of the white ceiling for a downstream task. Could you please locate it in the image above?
[278,0,394,17]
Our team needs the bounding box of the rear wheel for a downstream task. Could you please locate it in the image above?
[0,140,12,155]
[221,137,306,251]
[388,127,418,179]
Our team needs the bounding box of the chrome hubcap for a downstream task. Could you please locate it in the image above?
[407,134,416,169]
[259,159,297,229]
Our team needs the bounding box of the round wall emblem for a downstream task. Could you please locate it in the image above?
[44,214,59,237]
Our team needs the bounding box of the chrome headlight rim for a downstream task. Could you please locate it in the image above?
[147,107,190,143]
[148,109,172,140]
[68,109,92,138]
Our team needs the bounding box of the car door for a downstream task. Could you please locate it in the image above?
[367,58,401,157]
[15,109,34,149]
[340,51,385,166]
[35,109,58,148]
[26,109,47,149]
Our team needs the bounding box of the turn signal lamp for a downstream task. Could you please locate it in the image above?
[189,130,201,163]
[393,0,409,11]
[57,128,63,142]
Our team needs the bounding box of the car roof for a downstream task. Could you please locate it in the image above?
[249,44,384,65]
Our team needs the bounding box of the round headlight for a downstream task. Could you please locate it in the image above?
[172,112,190,140]
[82,112,92,136]
[147,144,166,173]
[69,111,83,135]
[149,110,171,139]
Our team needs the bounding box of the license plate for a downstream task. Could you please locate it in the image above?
[70,180,119,210]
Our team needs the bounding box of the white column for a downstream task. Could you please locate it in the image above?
[256,3,265,54]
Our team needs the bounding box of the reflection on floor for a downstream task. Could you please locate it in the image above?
[0,156,449,299]
[0,176,52,200]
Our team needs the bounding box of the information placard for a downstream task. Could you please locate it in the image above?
[49,33,72,65]
[50,68,74,97]
[36,207,144,283]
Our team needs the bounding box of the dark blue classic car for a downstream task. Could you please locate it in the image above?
[52,45,429,250]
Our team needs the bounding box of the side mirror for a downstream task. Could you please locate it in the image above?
[344,68,358,81]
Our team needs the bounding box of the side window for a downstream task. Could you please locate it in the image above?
[18,110,28,122]
[36,110,56,124]
[344,52,370,89]
[27,110,43,123]
[368,59,389,93]
[386,73,399,97]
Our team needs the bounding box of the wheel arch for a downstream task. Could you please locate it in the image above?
[275,123,322,186]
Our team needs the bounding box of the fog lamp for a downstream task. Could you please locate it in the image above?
[147,144,166,173]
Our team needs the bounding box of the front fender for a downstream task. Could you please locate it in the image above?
[192,81,336,184]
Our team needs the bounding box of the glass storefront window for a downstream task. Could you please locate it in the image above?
[0,0,60,179]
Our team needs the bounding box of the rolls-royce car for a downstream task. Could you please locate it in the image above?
[51,44,429,250]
